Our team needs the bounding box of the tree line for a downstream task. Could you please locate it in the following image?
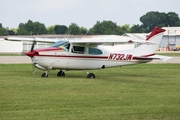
[0,11,180,36]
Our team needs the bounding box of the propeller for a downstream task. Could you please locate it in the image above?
[26,37,37,57]
[30,38,37,74]
[31,40,36,52]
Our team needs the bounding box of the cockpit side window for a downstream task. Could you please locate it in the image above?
[72,46,85,54]
[89,48,103,55]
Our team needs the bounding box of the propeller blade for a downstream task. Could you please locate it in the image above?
[30,41,36,52]
[30,40,37,74]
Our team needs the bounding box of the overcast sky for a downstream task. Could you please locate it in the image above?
[0,0,180,29]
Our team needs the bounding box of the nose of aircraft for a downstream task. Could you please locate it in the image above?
[26,51,38,57]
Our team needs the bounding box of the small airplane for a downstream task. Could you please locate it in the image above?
[4,27,171,78]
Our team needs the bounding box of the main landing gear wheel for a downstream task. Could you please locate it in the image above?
[57,70,65,77]
[41,73,48,78]
[87,73,95,78]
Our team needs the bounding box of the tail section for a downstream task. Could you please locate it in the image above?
[146,27,166,41]
[132,27,165,56]
[132,27,171,62]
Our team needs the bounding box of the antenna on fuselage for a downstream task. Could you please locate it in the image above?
[83,29,89,38]
[64,30,71,39]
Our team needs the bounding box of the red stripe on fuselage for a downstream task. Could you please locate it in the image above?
[34,47,63,52]
[32,48,108,59]
[35,54,109,59]
[32,47,155,61]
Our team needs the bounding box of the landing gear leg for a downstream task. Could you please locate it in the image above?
[84,70,95,78]
[57,70,65,77]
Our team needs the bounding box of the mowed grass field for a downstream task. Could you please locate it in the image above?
[0,64,180,120]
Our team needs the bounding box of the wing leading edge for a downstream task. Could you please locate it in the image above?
[4,36,156,46]
[4,37,59,43]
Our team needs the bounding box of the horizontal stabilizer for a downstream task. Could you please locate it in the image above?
[135,55,172,62]
[149,55,172,62]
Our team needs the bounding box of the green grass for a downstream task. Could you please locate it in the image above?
[156,52,180,56]
[0,53,25,56]
[0,64,180,120]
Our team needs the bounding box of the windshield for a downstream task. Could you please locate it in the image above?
[51,40,70,51]
[51,40,69,47]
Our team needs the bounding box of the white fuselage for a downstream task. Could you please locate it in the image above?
[32,44,151,70]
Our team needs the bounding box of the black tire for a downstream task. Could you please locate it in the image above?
[41,73,48,77]
[57,71,65,77]
[87,73,95,78]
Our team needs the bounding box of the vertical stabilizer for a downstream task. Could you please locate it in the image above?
[131,27,166,56]
[146,27,166,42]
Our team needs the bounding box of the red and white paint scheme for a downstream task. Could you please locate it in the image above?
[5,27,171,78]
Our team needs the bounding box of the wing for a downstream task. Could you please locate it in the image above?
[69,37,156,46]
[4,36,155,45]
[4,37,60,43]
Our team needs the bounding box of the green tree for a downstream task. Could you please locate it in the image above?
[17,23,29,35]
[116,24,131,35]
[47,25,55,34]
[17,20,47,35]
[140,11,162,32]
[68,23,80,35]
[11,28,18,34]
[8,30,16,35]
[89,21,118,35]
[166,12,180,26]
[79,27,88,35]
[139,11,180,32]
[54,25,68,34]
[0,23,8,36]
[130,24,144,33]
[0,23,2,28]
[33,21,47,35]
[89,21,102,34]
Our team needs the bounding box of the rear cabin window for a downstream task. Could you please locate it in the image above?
[89,48,103,55]
[72,46,85,54]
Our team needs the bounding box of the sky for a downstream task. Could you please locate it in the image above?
[0,0,180,29]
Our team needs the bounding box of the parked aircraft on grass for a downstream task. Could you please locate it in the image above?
[4,27,171,78]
